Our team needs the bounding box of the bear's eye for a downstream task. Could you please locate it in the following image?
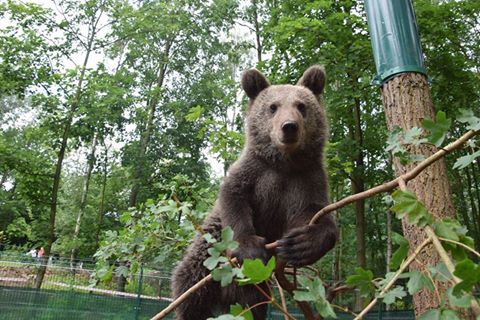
[297,103,307,117]
[269,104,278,114]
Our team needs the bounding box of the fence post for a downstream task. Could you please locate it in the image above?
[134,263,144,320]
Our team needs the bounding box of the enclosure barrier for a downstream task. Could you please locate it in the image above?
[0,253,413,319]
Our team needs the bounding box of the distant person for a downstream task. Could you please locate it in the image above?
[38,247,44,258]
[27,248,37,261]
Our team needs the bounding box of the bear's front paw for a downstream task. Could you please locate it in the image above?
[276,224,336,267]
[232,235,268,264]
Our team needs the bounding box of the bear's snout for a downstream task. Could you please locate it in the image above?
[281,121,299,143]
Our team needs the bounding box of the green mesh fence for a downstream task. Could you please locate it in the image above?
[0,286,173,320]
[0,254,414,320]
[0,255,172,320]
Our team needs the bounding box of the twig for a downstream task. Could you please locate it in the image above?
[274,260,318,320]
[274,275,290,320]
[417,258,442,305]
[398,178,480,317]
[150,273,213,320]
[437,237,480,258]
[152,130,478,320]
[309,130,478,225]
[354,236,432,320]
[425,226,480,316]
[331,304,357,317]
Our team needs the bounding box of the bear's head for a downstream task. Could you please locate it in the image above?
[241,65,328,164]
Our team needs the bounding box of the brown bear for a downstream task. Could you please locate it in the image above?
[171,65,338,320]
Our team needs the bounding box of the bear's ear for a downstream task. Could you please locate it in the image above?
[241,69,270,99]
[297,65,326,96]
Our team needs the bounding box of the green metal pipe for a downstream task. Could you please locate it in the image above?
[364,0,427,85]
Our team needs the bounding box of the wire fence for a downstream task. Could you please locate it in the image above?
[0,253,414,319]
[0,253,172,320]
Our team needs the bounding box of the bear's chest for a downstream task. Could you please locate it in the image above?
[251,170,315,239]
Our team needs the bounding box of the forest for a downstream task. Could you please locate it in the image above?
[1,0,480,319]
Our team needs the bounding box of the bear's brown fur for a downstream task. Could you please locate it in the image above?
[171,65,338,320]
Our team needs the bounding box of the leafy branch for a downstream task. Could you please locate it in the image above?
[152,121,480,320]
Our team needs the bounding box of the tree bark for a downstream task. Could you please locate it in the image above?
[70,133,98,267]
[350,97,366,269]
[349,96,366,312]
[34,6,102,289]
[380,73,461,317]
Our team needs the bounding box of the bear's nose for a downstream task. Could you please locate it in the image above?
[281,121,299,135]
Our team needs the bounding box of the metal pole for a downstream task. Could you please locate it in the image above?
[135,263,144,320]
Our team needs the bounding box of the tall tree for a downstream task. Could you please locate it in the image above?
[31,0,114,288]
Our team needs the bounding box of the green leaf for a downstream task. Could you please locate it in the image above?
[230,303,253,320]
[115,265,130,278]
[406,271,434,295]
[404,127,428,146]
[391,190,433,227]
[429,263,453,283]
[293,276,336,319]
[440,310,460,320]
[203,233,217,244]
[419,309,440,320]
[203,254,228,270]
[452,259,480,295]
[212,227,239,252]
[386,126,405,155]
[434,220,460,242]
[237,257,275,286]
[457,109,480,131]
[185,105,204,122]
[434,219,474,261]
[390,232,409,269]
[212,265,236,287]
[97,266,113,282]
[453,151,480,170]
[422,111,451,147]
[382,286,407,305]
[447,287,472,308]
[346,267,375,297]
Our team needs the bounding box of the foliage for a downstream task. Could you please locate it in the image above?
[93,188,213,281]
[1,0,480,318]
[294,276,336,318]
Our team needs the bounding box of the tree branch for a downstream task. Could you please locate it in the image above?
[309,130,478,225]
[150,129,479,320]
[398,178,480,317]
[354,236,433,320]
[150,273,213,320]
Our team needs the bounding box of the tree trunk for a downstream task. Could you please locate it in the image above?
[95,146,109,251]
[123,39,172,292]
[385,209,392,311]
[380,72,457,317]
[252,0,262,63]
[70,133,98,267]
[465,166,480,249]
[349,96,366,312]
[128,40,172,208]
[452,170,476,236]
[34,8,101,289]
[351,97,366,269]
